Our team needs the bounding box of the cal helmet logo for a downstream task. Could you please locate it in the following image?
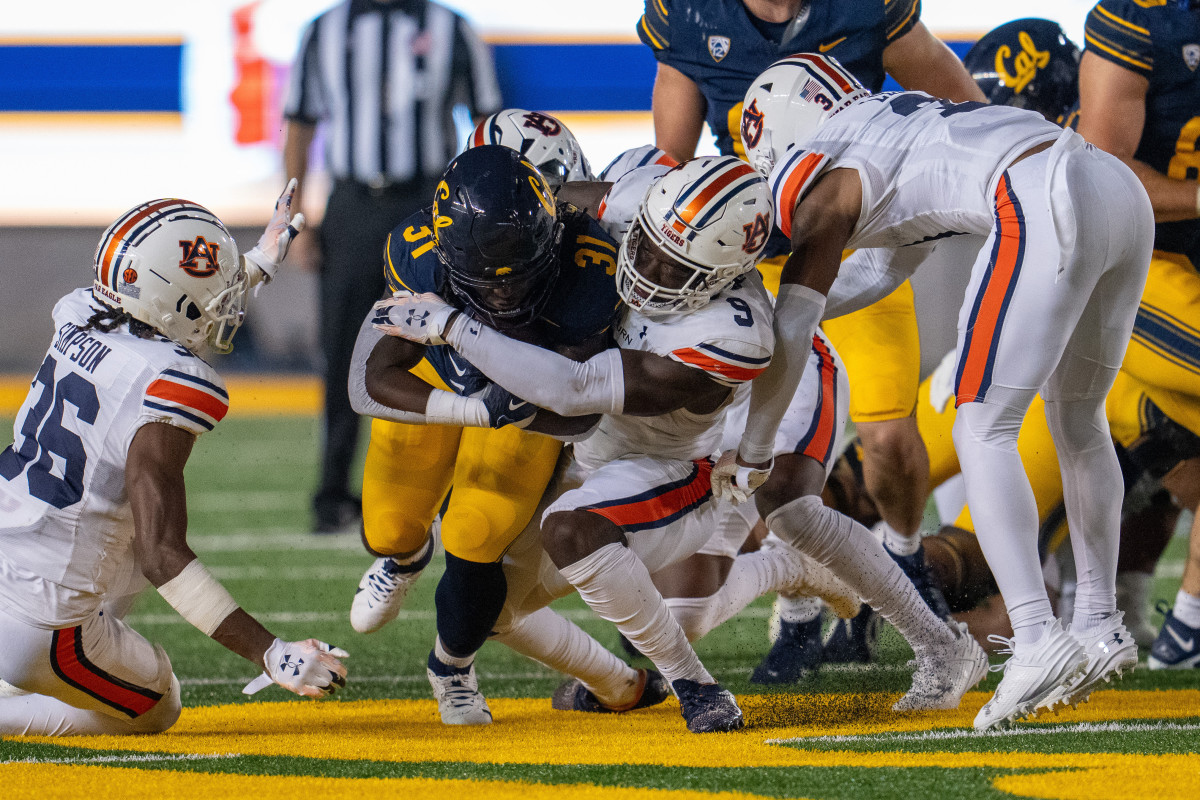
[741,212,770,254]
[1184,44,1200,72]
[432,180,453,241]
[708,35,731,62]
[178,236,221,277]
[995,31,1050,94]
[741,98,766,149]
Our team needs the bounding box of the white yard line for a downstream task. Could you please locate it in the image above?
[3,753,238,765]
[767,720,1200,745]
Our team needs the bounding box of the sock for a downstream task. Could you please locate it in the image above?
[389,535,434,569]
[664,597,714,644]
[877,520,921,557]
[1174,589,1200,628]
[492,607,641,707]
[776,593,822,623]
[558,543,713,685]
[432,637,474,671]
[434,553,507,658]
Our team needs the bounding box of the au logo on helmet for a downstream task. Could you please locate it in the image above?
[741,98,765,149]
[995,31,1050,93]
[521,111,561,136]
[741,213,770,254]
[178,236,221,277]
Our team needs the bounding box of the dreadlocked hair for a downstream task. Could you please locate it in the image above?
[82,303,158,340]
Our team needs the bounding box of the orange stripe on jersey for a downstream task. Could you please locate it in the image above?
[99,198,179,288]
[778,153,825,237]
[794,53,854,93]
[800,334,838,463]
[146,379,229,421]
[672,347,767,382]
[956,174,1025,405]
[657,152,679,167]
[679,162,756,225]
[587,460,713,529]
[51,627,161,718]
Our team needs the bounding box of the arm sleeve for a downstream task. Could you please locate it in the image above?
[282,19,326,123]
[1084,0,1154,78]
[739,284,826,463]
[452,16,503,115]
[885,0,921,43]
[446,318,626,417]
[348,309,439,424]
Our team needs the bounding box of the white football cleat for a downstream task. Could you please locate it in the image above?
[1061,612,1138,708]
[426,654,493,726]
[350,528,436,634]
[894,621,988,711]
[973,620,1088,730]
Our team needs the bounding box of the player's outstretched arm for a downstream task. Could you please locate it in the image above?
[128,422,347,697]
[242,178,306,286]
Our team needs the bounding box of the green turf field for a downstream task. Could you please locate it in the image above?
[1,415,1198,800]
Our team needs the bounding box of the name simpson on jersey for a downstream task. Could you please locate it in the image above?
[53,322,112,374]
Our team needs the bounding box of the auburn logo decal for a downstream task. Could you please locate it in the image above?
[522,111,562,137]
[741,212,770,254]
[179,236,221,277]
[741,99,765,149]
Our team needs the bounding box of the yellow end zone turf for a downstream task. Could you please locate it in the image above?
[6,689,1199,800]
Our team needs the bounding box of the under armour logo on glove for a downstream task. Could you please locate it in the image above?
[373,292,460,346]
[279,654,304,677]
[407,309,431,328]
[247,638,350,698]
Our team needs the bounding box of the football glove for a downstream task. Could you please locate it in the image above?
[711,449,773,505]
[373,292,461,346]
[478,382,536,429]
[244,638,348,698]
[242,178,306,286]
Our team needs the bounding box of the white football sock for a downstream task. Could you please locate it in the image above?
[765,495,953,650]
[1173,589,1200,629]
[492,607,642,706]
[558,543,713,685]
[776,592,822,624]
[433,637,474,670]
[877,520,921,557]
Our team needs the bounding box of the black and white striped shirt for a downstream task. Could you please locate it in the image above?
[284,0,502,185]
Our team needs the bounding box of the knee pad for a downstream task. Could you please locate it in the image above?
[764,494,853,564]
[952,399,1026,451]
[435,553,508,657]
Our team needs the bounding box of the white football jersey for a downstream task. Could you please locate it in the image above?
[769,92,1062,251]
[0,289,228,626]
[577,271,775,466]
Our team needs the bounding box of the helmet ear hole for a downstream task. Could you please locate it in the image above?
[185,302,202,321]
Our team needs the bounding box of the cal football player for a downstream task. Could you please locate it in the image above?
[0,183,348,735]
[963,18,1081,124]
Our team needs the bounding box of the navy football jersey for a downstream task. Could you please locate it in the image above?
[638,0,920,158]
[383,204,621,395]
[1085,0,1200,264]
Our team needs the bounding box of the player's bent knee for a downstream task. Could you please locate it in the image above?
[765,494,853,564]
[129,673,181,734]
[541,510,624,568]
[858,418,926,471]
[442,506,513,563]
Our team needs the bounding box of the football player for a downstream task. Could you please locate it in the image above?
[1074,0,1200,671]
[722,53,1151,730]
[347,145,619,725]
[466,108,594,190]
[377,156,987,731]
[639,0,989,671]
[0,183,348,736]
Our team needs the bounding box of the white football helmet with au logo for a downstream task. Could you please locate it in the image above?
[616,155,773,316]
[92,199,248,353]
[740,53,870,177]
[466,108,593,190]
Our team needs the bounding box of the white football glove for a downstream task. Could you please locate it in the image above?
[243,638,348,698]
[242,178,306,287]
[711,449,773,505]
[372,292,461,346]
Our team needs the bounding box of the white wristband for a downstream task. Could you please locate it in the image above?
[157,558,240,636]
[424,389,489,427]
[1195,183,1200,215]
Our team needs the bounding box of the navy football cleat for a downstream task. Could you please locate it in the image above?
[751,616,823,684]
[885,542,954,621]
[671,679,744,733]
[1148,602,1200,670]
[823,603,880,663]
[552,668,669,713]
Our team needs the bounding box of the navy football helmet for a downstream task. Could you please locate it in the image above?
[432,145,564,329]
[963,18,1080,123]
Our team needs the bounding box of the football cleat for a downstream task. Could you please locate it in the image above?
[426,651,493,726]
[551,668,669,713]
[751,616,824,685]
[350,528,437,634]
[823,603,880,663]
[894,621,988,711]
[1148,602,1200,670]
[671,679,744,733]
[973,620,1088,730]
[1062,612,1137,706]
[885,542,954,621]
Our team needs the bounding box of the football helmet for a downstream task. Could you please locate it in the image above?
[465,109,593,190]
[616,155,772,316]
[92,199,248,353]
[740,53,870,177]
[433,144,564,329]
[963,18,1080,122]
[598,145,678,183]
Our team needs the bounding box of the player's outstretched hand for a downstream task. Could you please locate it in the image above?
[711,449,772,505]
[260,638,348,698]
[372,292,460,346]
[243,178,306,286]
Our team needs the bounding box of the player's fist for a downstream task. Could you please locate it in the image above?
[263,638,348,698]
[711,449,772,505]
[243,178,306,286]
[373,292,460,346]
[479,383,536,429]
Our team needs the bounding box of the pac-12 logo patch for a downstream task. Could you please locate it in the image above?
[741,98,765,149]
[178,236,221,277]
[708,35,731,62]
[1184,44,1200,72]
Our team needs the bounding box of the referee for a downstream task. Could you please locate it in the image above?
[282,0,502,533]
